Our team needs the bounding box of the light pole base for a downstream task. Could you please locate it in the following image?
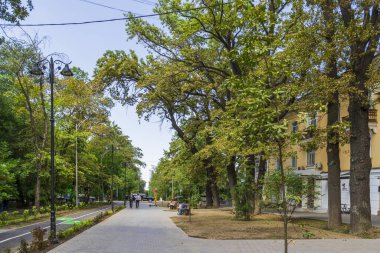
[50,236,59,244]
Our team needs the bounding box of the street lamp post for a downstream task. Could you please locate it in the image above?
[30,57,73,243]
[123,162,127,207]
[111,144,115,212]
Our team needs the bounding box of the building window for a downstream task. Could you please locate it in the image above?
[276,158,281,170]
[292,121,298,132]
[291,156,297,168]
[307,113,317,127]
[307,150,315,166]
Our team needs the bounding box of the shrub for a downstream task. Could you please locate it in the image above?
[31,206,38,216]
[234,180,254,221]
[0,211,9,224]
[93,212,104,223]
[23,210,29,221]
[12,210,20,216]
[19,238,29,253]
[114,205,125,212]
[39,207,45,214]
[57,220,93,239]
[30,227,46,251]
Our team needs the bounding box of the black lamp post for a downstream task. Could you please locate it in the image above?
[123,161,127,207]
[30,57,73,243]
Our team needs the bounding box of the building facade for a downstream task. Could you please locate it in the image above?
[273,99,380,215]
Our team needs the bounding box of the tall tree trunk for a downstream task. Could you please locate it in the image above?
[327,92,342,228]
[34,159,41,209]
[246,155,256,213]
[227,156,237,207]
[205,180,213,207]
[207,166,220,208]
[254,155,267,215]
[337,0,378,233]
[349,77,372,232]
[321,0,342,228]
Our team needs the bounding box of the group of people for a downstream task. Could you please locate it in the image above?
[169,199,190,215]
[127,194,141,208]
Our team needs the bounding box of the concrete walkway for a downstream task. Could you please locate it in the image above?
[49,203,380,253]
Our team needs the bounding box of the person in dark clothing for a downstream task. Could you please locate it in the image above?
[129,194,134,208]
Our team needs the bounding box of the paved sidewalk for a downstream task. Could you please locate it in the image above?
[49,203,380,253]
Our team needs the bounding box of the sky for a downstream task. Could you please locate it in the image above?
[5,0,173,186]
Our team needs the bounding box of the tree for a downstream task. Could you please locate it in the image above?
[0,0,33,23]
[0,39,48,209]
[336,0,380,232]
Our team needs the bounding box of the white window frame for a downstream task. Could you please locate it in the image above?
[307,150,315,167]
[291,156,297,169]
[306,113,317,127]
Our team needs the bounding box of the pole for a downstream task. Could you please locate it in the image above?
[49,57,58,243]
[75,123,79,207]
[124,162,127,207]
[171,174,174,200]
[111,144,114,212]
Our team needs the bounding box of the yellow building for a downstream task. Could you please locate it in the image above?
[273,100,380,215]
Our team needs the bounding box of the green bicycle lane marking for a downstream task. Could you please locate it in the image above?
[57,217,82,225]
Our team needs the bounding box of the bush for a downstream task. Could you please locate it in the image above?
[12,210,20,216]
[114,205,125,212]
[23,210,29,221]
[234,181,254,221]
[0,211,9,224]
[31,206,38,216]
[57,220,93,239]
[30,227,46,251]
[92,212,104,223]
[19,238,29,253]
[39,207,46,214]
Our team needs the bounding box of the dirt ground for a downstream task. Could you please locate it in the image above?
[170,209,380,240]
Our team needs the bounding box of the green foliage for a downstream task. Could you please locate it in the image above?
[0,0,33,23]
[0,211,9,224]
[31,206,38,216]
[58,220,93,239]
[23,210,29,221]
[234,182,254,221]
[2,248,11,253]
[262,170,318,214]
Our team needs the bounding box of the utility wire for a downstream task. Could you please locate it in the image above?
[79,0,129,13]
[0,2,229,27]
[130,0,157,6]
[78,0,153,18]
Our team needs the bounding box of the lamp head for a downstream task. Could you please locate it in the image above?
[60,64,74,77]
[30,64,44,76]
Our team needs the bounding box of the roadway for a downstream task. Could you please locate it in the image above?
[0,202,122,252]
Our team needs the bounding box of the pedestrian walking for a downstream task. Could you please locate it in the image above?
[129,194,134,208]
[135,194,141,208]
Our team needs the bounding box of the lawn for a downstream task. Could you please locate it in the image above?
[171,209,380,240]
